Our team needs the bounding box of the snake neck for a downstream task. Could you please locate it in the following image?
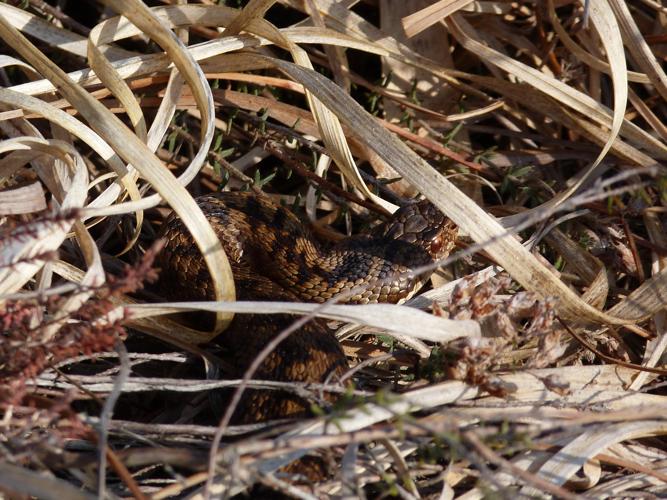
[203,194,457,305]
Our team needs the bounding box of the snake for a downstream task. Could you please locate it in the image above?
[156,191,457,422]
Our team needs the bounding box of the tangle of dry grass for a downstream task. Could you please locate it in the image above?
[1,0,667,498]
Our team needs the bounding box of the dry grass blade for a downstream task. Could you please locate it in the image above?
[0,138,90,297]
[521,420,667,496]
[0,87,142,222]
[0,462,96,500]
[127,301,481,343]
[609,0,667,101]
[0,3,135,60]
[627,209,667,389]
[547,0,651,84]
[402,0,475,38]
[0,181,46,214]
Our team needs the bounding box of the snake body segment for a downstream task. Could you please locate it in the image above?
[157,192,457,420]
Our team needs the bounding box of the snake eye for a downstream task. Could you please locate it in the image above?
[430,234,445,256]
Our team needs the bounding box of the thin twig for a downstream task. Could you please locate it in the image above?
[559,318,667,375]
[97,340,132,498]
[462,430,581,499]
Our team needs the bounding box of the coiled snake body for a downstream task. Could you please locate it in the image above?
[157,192,457,421]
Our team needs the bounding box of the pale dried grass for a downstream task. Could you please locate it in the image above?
[1,0,666,498]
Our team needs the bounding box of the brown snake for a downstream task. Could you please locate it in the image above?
[157,192,457,422]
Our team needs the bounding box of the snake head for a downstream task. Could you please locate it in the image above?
[376,199,458,261]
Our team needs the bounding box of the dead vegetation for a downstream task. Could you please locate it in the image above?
[1,0,667,498]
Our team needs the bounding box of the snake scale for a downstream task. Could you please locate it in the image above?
[157,192,457,422]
